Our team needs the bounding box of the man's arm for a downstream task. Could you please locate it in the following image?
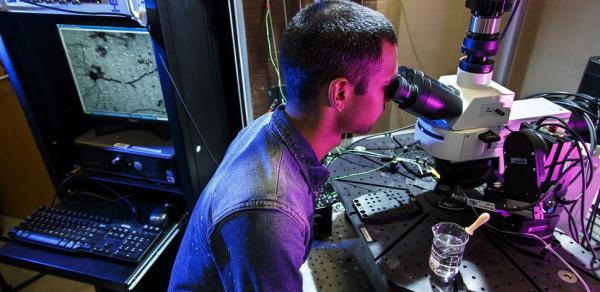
[209,210,308,291]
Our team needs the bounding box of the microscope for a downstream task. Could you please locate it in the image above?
[385,0,587,242]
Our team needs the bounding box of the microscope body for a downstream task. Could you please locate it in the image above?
[385,0,593,239]
[414,74,514,162]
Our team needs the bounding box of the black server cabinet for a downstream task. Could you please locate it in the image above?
[0,0,245,290]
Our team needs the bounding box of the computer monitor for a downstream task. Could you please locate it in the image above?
[57,24,168,122]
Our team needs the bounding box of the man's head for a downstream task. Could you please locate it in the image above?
[281,0,398,134]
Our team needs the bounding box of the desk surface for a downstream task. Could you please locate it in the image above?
[0,197,182,292]
[0,222,180,291]
[329,132,600,291]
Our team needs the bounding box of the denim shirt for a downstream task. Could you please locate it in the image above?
[168,106,330,291]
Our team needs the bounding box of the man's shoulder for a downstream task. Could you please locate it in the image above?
[218,111,306,190]
[196,112,311,232]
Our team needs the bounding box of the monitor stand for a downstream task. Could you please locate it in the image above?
[94,122,171,141]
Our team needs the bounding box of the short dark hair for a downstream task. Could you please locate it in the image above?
[280,0,397,110]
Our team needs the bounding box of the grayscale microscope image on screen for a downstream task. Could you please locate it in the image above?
[58,24,167,121]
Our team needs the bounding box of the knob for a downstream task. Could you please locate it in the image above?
[133,161,143,171]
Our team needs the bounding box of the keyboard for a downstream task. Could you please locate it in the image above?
[9,206,162,263]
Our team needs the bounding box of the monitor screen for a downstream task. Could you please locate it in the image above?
[57,24,168,122]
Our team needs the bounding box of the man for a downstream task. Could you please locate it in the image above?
[168,1,398,290]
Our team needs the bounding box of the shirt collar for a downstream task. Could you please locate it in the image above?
[270,106,330,195]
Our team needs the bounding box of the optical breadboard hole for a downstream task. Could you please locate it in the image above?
[307,203,374,291]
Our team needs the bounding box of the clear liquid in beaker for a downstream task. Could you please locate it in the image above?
[429,225,469,279]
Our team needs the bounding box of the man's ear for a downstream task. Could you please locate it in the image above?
[328,78,350,112]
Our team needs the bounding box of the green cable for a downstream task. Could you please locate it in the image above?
[330,154,402,181]
[345,149,391,158]
[265,8,286,104]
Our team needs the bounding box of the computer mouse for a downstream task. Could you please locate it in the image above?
[148,203,176,227]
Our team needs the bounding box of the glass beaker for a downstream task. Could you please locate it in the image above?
[429,222,470,280]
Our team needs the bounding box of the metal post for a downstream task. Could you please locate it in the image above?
[493,0,528,86]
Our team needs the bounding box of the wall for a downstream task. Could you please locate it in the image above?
[243,0,600,133]
[370,0,471,133]
[2,0,598,218]
[242,0,297,118]
[242,0,378,118]
[508,0,600,97]
[0,62,55,218]
[241,0,474,132]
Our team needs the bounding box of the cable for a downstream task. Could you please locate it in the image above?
[586,189,600,244]
[524,92,598,103]
[20,0,134,18]
[7,0,221,167]
[575,144,596,253]
[560,143,593,193]
[330,153,380,169]
[74,191,136,203]
[267,1,280,69]
[554,99,599,119]
[67,191,137,220]
[563,203,580,244]
[563,127,591,251]
[532,124,599,257]
[523,92,600,155]
[535,118,594,183]
[265,1,286,104]
[400,160,426,178]
[340,149,424,175]
[156,52,220,167]
[498,0,521,40]
[50,173,79,207]
[50,174,138,221]
[397,158,424,175]
[81,180,138,220]
[488,225,591,292]
[325,124,415,168]
[89,182,136,218]
[16,1,220,167]
[470,207,591,292]
[500,140,588,215]
[344,149,393,158]
[498,162,578,211]
[330,152,408,181]
[535,123,594,242]
[330,160,394,181]
[552,99,598,152]
[346,123,416,150]
[282,0,289,28]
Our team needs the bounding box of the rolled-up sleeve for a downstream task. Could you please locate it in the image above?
[209,210,307,292]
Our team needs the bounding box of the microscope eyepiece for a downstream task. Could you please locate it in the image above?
[385,67,463,121]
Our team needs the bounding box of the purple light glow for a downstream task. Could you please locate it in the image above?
[424,95,447,112]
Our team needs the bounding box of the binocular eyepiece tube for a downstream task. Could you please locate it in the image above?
[385,67,463,121]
